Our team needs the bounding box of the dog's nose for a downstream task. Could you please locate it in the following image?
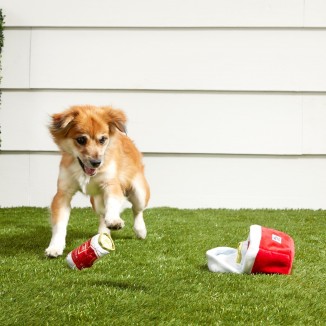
[89,159,102,168]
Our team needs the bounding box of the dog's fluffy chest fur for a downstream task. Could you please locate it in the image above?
[60,159,117,196]
[78,174,98,195]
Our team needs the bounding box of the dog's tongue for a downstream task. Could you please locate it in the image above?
[85,166,96,176]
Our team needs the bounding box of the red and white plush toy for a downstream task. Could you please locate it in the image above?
[206,225,295,274]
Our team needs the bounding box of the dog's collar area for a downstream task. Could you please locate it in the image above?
[77,157,97,177]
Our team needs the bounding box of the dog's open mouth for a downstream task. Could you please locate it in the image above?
[77,158,97,177]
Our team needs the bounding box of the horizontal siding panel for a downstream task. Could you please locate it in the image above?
[26,29,326,92]
[1,90,305,155]
[0,153,31,206]
[304,0,326,27]
[1,0,306,27]
[1,153,326,209]
[145,154,326,209]
[1,30,31,88]
[302,95,326,153]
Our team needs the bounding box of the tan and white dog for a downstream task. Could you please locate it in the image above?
[45,105,150,257]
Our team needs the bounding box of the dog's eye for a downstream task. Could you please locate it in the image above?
[99,136,107,145]
[76,136,87,145]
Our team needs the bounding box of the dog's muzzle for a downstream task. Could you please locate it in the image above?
[77,157,99,177]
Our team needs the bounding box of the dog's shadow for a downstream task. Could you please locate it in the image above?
[0,224,89,257]
[1,229,47,257]
[1,221,135,259]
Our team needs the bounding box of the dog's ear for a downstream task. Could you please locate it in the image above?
[49,110,78,137]
[104,107,127,135]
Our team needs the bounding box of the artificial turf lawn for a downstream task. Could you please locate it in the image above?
[1,207,325,325]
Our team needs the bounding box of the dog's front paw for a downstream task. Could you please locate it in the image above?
[45,245,64,258]
[105,218,125,230]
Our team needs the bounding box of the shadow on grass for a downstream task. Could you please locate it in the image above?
[1,207,142,260]
[91,280,148,292]
[0,225,99,258]
[1,227,48,256]
[199,264,210,272]
[1,227,137,261]
[109,232,134,241]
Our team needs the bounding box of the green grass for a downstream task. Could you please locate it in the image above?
[1,207,325,325]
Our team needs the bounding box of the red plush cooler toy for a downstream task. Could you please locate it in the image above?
[206,225,295,274]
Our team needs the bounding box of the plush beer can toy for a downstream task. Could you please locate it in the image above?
[66,233,115,270]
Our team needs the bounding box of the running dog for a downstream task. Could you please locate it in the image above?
[45,105,150,257]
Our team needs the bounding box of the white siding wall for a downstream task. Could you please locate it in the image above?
[1,0,326,208]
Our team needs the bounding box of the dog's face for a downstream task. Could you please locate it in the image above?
[50,105,126,176]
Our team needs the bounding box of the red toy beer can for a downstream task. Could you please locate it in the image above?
[66,233,115,270]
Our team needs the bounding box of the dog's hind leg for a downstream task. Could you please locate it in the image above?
[129,174,150,239]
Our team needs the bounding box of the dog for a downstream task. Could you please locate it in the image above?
[45,105,150,257]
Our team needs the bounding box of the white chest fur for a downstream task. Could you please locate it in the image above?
[76,161,117,196]
[77,174,101,196]
[60,160,117,197]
